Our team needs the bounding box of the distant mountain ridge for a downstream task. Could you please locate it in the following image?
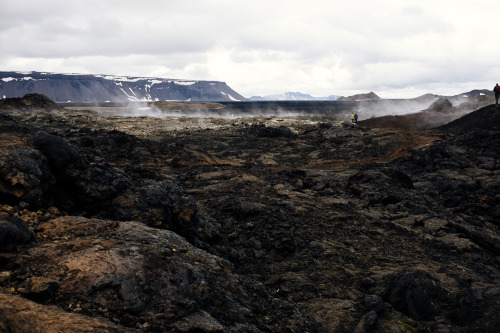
[337,92,381,101]
[414,89,492,104]
[0,71,247,103]
[250,92,340,101]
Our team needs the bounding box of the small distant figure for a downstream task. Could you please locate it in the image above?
[351,113,355,123]
[494,83,500,105]
[354,113,358,123]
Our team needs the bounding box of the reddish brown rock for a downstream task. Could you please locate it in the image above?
[0,292,131,332]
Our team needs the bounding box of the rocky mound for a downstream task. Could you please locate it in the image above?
[337,91,380,101]
[0,93,60,111]
[0,98,499,332]
[439,104,500,133]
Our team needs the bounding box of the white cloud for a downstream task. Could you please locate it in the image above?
[1,0,500,98]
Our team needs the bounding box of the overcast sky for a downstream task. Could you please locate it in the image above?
[1,0,499,98]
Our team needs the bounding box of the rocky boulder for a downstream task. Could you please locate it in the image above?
[33,132,82,177]
[6,216,313,332]
[0,214,36,251]
[388,269,448,321]
[0,145,54,208]
[426,98,454,113]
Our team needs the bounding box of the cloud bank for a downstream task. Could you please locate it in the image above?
[1,0,499,98]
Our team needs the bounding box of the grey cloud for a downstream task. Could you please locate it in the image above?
[1,0,500,98]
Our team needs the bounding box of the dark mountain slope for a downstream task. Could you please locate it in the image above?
[439,104,500,133]
[0,71,247,102]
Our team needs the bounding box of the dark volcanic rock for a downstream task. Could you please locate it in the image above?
[347,168,413,206]
[248,124,295,138]
[0,214,36,251]
[34,132,82,176]
[0,145,54,207]
[388,269,447,321]
[16,216,313,332]
[363,294,384,313]
[0,93,60,110]
[111,179,220,247]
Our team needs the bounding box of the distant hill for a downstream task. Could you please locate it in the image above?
[249,92,340,101]
[414,89,492,104]
[337,92,381,101]
[0,71,247,103]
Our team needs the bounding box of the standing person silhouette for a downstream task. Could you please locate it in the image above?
[494,83,500,105]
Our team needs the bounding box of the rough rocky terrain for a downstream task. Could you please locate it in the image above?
[0,94,499,332]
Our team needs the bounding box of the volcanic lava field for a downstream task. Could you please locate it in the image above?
[0,95,499,332]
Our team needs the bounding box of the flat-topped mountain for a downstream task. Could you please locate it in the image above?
[0,71,247,103]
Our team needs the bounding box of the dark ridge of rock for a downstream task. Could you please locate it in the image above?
[0,93,60,111]
[438,104,500,133]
